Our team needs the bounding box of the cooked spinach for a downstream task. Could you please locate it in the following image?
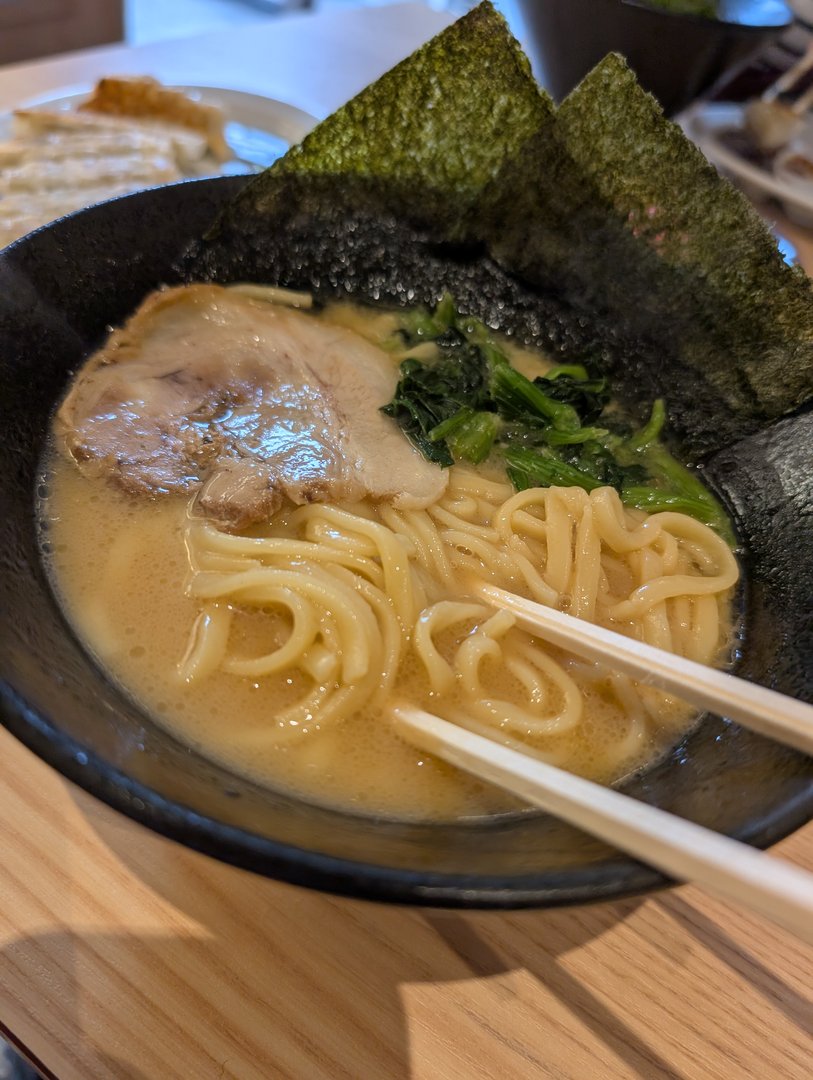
[381,323,490,465]
[382,296,733,539]
[429,407,500,464]
[536,367,610,425]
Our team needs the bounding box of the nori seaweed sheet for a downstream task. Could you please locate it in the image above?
[2,7,810,904]
[206,3,549,245]
[482,53,813,455]
[191,2,813,460]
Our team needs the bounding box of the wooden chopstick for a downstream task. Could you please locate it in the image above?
[790,80,813,117]
[473,582,813,758]
[765,43,813,102]
[393,705,813,945]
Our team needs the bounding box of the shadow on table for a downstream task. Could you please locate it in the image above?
[657,893,813,1036]
[10,783,813,1080]
[2,908,682,1080]
[4,780,703,1080]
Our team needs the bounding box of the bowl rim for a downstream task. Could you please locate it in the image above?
[1,177,811,909]
[3,675,811,908]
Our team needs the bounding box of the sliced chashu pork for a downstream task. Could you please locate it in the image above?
[57,284,447,527]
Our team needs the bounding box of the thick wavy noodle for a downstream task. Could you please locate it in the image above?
[180,469,738,783]
[43,284,741,821]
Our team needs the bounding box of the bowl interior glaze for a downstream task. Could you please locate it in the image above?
[0,176,811,908]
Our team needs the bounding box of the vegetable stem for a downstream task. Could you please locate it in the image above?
[381,296,735,543]
[490,363,581,433]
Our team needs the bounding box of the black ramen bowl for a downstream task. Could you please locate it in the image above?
[0,176,811,908]
[522,0,793,116]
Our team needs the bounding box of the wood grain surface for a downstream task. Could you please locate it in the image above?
[0,726,811,1080]
[0,7,811,1077]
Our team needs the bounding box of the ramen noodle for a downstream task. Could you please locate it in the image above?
[42,292,738,820]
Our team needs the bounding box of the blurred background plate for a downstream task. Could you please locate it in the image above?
[4,84,318,172]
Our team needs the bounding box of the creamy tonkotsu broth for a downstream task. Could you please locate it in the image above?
[42,287,738,821]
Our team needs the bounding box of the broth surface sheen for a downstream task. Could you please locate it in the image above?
[42,296,735,822]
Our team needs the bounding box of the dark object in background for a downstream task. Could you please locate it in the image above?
[0,177,811,909]
[710,17,813,102]
[0,1041,40,1080]
[522,0,793,115]
[0,0,123,66]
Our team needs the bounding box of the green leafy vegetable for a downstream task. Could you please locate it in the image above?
[535,369,610,426]
[430,408,500,464]
[504,446,606,493]
[399,293,459,345]
[383,296,734,540]
[619,434,734,545]
[490,361,581,433]
[195,1,813,465]
[381,322,491,465]
[623,395,666,451]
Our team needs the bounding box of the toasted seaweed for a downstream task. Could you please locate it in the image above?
[192,2,813,460]
[205,2,548,250]
[482,53,813,455]
[2,7,811,908]
[560,56,813,420]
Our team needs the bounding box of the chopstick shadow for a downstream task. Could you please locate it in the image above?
[0,929,154,1079]
[657,893,813,1037]
[3,780,698,1080]
[12,777,812,1080]
[2,909,677,1080]
[20,780,813,1080]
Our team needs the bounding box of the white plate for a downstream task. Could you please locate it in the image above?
[683,100,813,228]
[3,84,318,173]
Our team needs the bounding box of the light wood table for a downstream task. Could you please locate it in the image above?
[0,6,811,1078]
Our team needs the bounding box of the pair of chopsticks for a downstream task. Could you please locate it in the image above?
[393,583,813,945]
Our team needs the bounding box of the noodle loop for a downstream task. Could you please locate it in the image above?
[179,477,737,779]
